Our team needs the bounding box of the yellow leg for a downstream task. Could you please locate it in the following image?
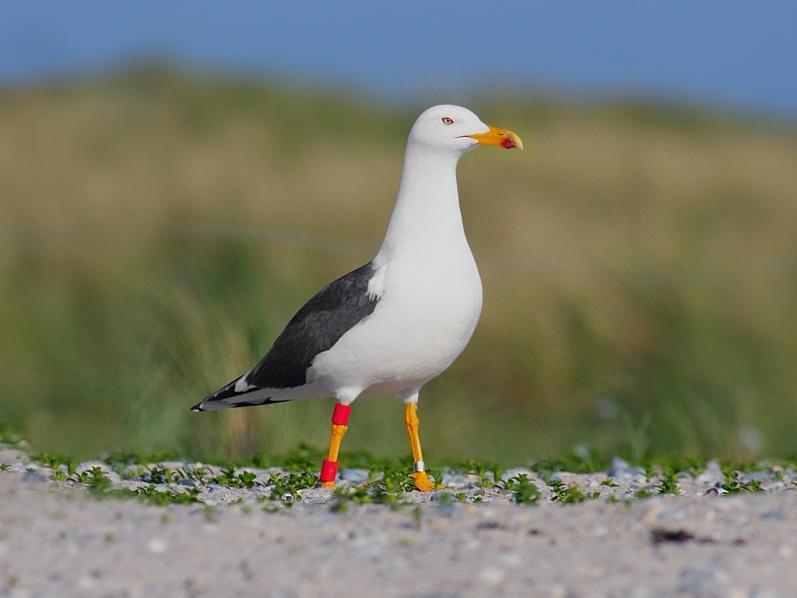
[404,402,438,492]
[321,424,349,488]
[319,403,351,488]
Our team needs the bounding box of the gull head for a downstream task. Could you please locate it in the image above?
[408,104,524,155]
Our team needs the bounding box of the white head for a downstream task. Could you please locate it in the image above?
[408,104,523,155]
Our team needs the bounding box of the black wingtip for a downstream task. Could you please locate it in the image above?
[190,402,204,413]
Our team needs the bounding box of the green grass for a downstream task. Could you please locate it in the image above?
[130,484,202,506]
[498,474,542,504]
[549,480,591,504]
[12,439,794,508]
[720,472,765,495]
[72,466,114,494]
[657,471,681,495]
[1,67,797,464]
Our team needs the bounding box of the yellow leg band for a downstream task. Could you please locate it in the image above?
[320,423,348,488]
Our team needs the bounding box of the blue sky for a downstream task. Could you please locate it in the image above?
[2,1,796,117]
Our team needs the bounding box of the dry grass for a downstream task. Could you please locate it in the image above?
[1,68,796,463]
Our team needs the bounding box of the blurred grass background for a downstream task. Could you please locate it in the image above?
[1,67,796,464]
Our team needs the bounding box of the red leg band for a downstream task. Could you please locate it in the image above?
[320,459,338,483]
[331,403,351,425]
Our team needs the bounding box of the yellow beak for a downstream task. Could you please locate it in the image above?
[466,125,524,150]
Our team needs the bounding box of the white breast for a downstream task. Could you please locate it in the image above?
[308,246,482,397]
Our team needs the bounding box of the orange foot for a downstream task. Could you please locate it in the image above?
[411,471,441,492]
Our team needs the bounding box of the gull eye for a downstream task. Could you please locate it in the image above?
[441,117,454,125]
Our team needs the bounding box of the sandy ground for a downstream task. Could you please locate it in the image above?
[2,449,797,597]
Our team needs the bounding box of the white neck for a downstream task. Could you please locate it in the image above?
[375,142,467,264]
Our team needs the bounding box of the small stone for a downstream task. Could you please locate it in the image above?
[297,487,335,504]
[678,566,728,593]
[499,552,521,566]
[352,537,383,560]
[441,473,471,489]
[608,457,644,480]
[761,510,785,520]
[78,575,97,590]
[340,468,369,483]
[641,503,666,525]
[156,461,186,471]
[435,501,462,519]
[657,507,685,522]
[696,460,724,486]
[148,538,168,554]
[704,483,727,496]
[21,471,49,484]
[584,474,607,488]
[501,467,534,482]
[478,567,505,585]
[75,461,110,475]
[742,471,773,483]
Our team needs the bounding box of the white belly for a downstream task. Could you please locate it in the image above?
[308,251,483,397]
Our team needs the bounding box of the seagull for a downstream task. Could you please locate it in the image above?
[192,105,523,491]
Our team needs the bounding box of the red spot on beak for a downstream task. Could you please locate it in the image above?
[466,126,524,150]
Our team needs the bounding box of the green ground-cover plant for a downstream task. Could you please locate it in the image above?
[499,474,542,504]
[129,484,202,506]
[72,466,114,494]
[657,473,681,495]
[33,453,78,481]
[145,466,179,485]
[212,466,257,489]
[9,435,797,508]
[548,480,602,504]
[721,472,765,495]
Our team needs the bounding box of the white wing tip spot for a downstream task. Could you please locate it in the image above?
[234,376,256,393]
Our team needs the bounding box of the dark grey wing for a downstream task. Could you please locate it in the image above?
[247,262,378,388]
[192,262,378,411]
